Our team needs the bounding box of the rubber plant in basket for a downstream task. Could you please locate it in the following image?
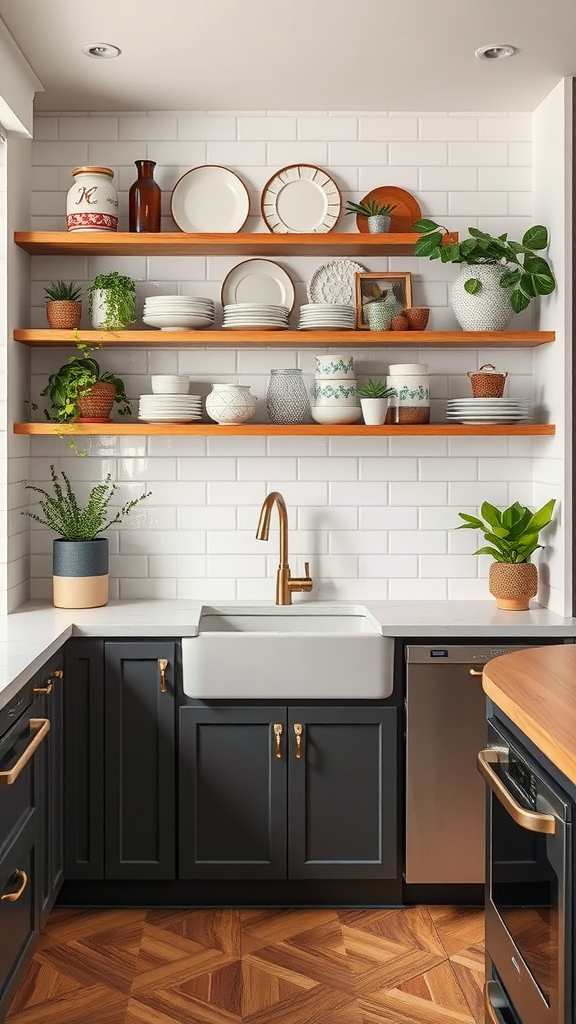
[22,466,150,608]
[41,355,132,423]
[457,499,556,610]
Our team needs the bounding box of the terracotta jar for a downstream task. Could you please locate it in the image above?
[66,166,118,232]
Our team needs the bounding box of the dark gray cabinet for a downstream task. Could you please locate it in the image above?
[0,816,37,1022]
[34,656,64,927]
[179,704,397,881]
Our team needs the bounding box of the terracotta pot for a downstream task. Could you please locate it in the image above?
[46,300,82,330]
[404,306,430,331]
[76,382,116,420]
[489,562,538,611]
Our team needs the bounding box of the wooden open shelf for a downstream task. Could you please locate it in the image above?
[14,422,556,437]
[14,231,431,257]
[14,329,555,348]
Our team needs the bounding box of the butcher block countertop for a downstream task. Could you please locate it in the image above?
[483,644,576,785]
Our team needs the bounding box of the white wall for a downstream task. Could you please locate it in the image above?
[24,108,552,603]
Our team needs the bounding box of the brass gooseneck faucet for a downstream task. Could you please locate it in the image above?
[255,491,313,605]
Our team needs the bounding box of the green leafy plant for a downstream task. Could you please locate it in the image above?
[44,281,82,302]
[357,379,397,399]
[346,199,396,218]
[457,499,556,563]
[88,271,136,331]
[22,465,150,540]
[413,219,556,314]
[40,356,132,423]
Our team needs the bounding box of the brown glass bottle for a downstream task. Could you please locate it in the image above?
[128,159,161,232]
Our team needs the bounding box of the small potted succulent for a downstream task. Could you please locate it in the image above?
[346,199,396,234]
[457,499,556,610]
[88,271,136,331]
[357,379,397,425]
[41,355,132,423]
[22,465,150,608]
[44,281,82,330]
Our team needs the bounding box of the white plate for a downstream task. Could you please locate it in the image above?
[143,315,214,330]
[308,260,366,304]
[138,416,202,423]
[310,406,363,425]
[261,164,341,234]
[170,165,249,233]
[221,259,296,310]
[222,323,289,331]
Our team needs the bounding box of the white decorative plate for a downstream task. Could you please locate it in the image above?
[170,165,250,233]
[261,164,341,234]
[307,260,366,304]
[221,259,296,310]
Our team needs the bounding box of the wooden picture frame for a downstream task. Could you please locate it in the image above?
[355,272,412,329]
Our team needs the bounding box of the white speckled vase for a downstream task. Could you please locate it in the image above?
[451,265,513,331]
[266,369,310,424]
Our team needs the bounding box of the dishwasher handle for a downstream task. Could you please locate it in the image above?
[478,748,556,834]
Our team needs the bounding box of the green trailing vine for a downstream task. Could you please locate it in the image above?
[88,271,136,331]
[40,356,132,423]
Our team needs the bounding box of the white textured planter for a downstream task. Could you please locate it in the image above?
[360,397,388,425]
[451,265,513,331]
[90,288,135,330]
[205,383,257,424]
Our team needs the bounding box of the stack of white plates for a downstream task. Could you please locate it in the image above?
[138,393,203,423]
[142,295,215,331]
[222,303,289,330]
[446,398,531,424]
[298,303,356,331]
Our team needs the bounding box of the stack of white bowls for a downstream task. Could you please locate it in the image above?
[142,295,215,331]
[222,303,289,330]
[311,353,361,425]
[138,375,202,423]
[298,303,355,331]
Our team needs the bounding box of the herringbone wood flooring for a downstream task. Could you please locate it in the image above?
[7,905,484,1024]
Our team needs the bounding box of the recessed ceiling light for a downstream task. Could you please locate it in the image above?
[81,42,122,59]
[475,43,516,61]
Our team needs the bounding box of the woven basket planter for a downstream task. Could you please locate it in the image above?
[76,382,116,420]
[468,363,508,398]
[489,562,538,611]
[46,300,82,330]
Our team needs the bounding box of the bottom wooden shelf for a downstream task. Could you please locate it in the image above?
[13,422,556,437]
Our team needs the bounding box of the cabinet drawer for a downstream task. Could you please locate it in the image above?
[0,709,49,852]
[0,815,37,1020]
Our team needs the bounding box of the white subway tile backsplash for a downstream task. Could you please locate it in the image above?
[177,578,236,600]
[238,117,296,140]
[479,166,532,191]
[389,142,447,165]
[479,115,532,141]
[120,578,178,599]
[449,142,508,165]
[329,531,388,554]
[299,117,357,141]
[359,117,417,141]
[359,554,418,578]
[177,116,236,140]
[208,554,266,577]
[389,578,448,600]
[330,482,388,506]
[360,506,418,530]
[390,531,447,554]
[298,506,358,530]
[149,554,206,577]
[266,141,328,165]
[360,458,418,481]
[419,117,477,141]
[238,458,297,481]
[298,458,357,481]
[420,554,479,577]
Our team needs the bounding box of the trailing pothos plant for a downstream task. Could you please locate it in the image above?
[22,465,150,540]
[413,219,556,313]
[456,499,556,563]
[41,356,132,423]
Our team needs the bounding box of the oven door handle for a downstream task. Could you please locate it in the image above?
[478,748,556,835]
[484,980,515,1024]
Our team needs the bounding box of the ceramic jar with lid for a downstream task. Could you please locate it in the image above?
[386,363,430,424]
[66,166,118,232]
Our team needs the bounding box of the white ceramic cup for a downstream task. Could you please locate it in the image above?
[151,375,190,394]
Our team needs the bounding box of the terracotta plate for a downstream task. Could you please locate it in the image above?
[356,186,422,233]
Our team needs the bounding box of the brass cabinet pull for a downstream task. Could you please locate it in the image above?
[53,669,64,679]
[0,869,28,903]
[0,719,50,786]
[273,723,283,758]
[469,668,483,676]
[478,748,556,834]
[158,659,168,694]
[33,679,53,695]
[294,723,303,759]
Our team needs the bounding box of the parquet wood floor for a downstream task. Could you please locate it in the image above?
[7,905,484,1024]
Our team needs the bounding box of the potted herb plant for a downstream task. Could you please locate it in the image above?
[457,499,556,610]
[88,271,136,331]
[346,199,396,234]
[44,280,82,330]
[413,219,556,330]
[357,379,397,425]
[41,356,132,423]
[22,466,150,608]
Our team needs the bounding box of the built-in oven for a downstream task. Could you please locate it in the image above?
[479,718,572,1024]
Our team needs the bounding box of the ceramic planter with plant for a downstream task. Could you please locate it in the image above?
[457,499,556,610]
[362,286,397,331]
[44,280,82,330]
[41,356,132,424]
[346,199,396,234]
[357,379,397,425]
[88,271,136,331]
[22,466,150,608]
[413,219,556,331]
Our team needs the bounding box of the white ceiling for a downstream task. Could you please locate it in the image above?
[0,0,574,113]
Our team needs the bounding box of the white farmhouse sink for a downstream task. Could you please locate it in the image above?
[181,604,394,699]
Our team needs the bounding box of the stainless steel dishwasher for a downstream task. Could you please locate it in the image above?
[404,641,572,885]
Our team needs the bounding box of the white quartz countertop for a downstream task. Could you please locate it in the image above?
[1,598,575,712]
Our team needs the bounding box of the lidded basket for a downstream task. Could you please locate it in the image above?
[467,363,507,398]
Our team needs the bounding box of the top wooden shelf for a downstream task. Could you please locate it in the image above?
[14,231,430,257]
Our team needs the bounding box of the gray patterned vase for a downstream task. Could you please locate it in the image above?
[52,537,109,609]
[364,293,396,331]
[266,369,310,424]
[451,264,514,331]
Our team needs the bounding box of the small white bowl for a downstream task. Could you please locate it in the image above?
[151,375,190,395]
[311,406,362,424]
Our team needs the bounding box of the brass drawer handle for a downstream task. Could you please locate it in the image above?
[158,659,168,693]
[0,719,50,786]
[33,679,53,695]
[53,669,64,679]
[1,869,28,903]
[273,723,283,758]
[294,723,303,759]
[478,749,556,834]
[469,668,483,676]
